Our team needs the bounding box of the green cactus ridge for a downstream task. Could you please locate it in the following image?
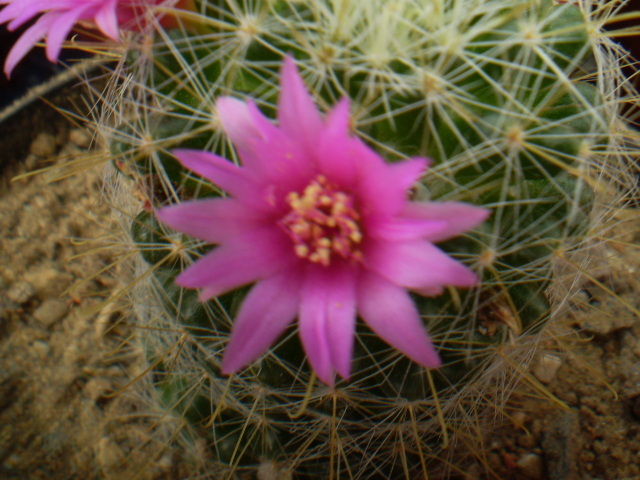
[98,0,638,477]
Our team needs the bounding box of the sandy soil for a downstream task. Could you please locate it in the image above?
[0,118,195,479]
[456,217,640,480]
[0,98,639,480]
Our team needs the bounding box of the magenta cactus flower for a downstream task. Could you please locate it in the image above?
[157,57,490,385]
[0,0,190,76]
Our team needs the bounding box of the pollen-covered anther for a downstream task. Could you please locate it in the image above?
[280,175,363,266]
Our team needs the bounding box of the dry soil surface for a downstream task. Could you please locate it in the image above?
[0,122,195,479]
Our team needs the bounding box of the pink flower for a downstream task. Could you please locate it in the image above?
[0,0,190,76]
[157,58,489,385]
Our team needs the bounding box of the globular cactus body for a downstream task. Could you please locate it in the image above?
[99,0,638,478]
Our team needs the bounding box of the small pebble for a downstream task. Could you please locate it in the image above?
[512,411,527,428]
[33,299,68,327]
[574,298,635,335]
[257,460,293,480]
[556,389,578,405]
[96,437,125,476]
[592,440,607,456]
[611,445,630,463]
[7,281,35,304]
[58,143,81,158]
[23,267,73,299]
[69,128,92,148]
[517,433,537,449]
[155,453,173,469]
[24,153,40,170]
[516,453,545,479]
[531,353,563,384]
[83,378,111,402]
[29,132,57,158]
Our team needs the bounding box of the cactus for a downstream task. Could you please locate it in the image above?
[92,0,638,478]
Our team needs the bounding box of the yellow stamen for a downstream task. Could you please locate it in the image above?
[295,244,310,258]
[279,175,364,266]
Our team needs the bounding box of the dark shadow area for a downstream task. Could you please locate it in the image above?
[0,26,69,109]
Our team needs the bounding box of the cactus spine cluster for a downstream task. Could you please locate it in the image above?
[95,0,638,478]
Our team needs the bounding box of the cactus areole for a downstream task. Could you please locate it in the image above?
[157,57,489,385]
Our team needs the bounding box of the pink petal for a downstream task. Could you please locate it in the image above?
[315,98,359,187]
[298,273,332,384]
[215,97,270,162]
[365,239,478,294]
[277,57,323,152]
[298,264,357,384]
[388,157,431,193]
[356,155,428,218]
[156,197,266,244]
[176,227,296,300]
[221,270,301,374]
[93,0,119,40]
[2,0,68,29]
[347,139,390,196]
[357,271,441,368]
[172,149,262,204]
[367,217,449,242]
[1,0,43,29]
[45,4,93,61]
[324,97,351,136]
[325,267,358,380]
[0,7,16,25]
[400,202,490,243]
[216,97,313,193]
[4,14,56,76]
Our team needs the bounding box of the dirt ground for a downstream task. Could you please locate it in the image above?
[0,111,196,479]
[458,216,640,480]
[0,98,639,480]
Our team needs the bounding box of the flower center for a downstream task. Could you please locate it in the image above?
[279,175,363,267]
